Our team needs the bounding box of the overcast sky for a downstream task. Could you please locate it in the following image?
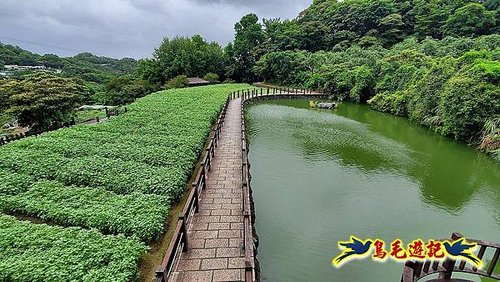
[0,0,311,59]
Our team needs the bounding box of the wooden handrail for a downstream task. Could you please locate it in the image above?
[229,87,326,104]
[155,97,230,282]
[401,232,500,281]
[240,95,257,282]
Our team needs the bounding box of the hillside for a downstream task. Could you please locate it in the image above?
[0,43,137,83]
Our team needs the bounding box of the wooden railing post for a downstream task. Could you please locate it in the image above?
[192,181,200,213]
[178,213,188,251]
[155,267,167,282]
[439,232,462,279]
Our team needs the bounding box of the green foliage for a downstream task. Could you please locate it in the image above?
[0,180,170,241]
[102,76,152,105]
[203,72,219,83]
[408,56,457,127]
[0,83,252,244]
[0,78,15,111]
[444,3,496,37]
[222,0,498,80]
[0,43,39,65]
[368,90,410,116]
[349,65,376,103]
[0,43,137,85]
[139,35,224,86]
[0,169,33,195]
[253,51,307,85]
[480,116,500,154]
[253,35,500,154]
[4,73,87,130]
[166,75,188,89]
[225,14,265,82]
[0,214,147,282]
[438,61,500,141]
[75,109,106,123]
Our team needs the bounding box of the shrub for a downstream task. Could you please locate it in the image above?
[203,72,219,83]
[408,57,457,126]
[438,61,500,141]
[165,75,188,89]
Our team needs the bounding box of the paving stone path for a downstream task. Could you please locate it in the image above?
[170,98,246,282]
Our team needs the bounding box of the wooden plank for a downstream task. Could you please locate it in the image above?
[488,248,500,276]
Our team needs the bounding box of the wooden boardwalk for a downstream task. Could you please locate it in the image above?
[156,89,328,282]
[170,98,247,281]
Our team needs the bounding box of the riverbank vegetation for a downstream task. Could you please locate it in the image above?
[219,0,500,161]
[253,36,500,159]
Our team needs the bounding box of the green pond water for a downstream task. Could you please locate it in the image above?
[245,99,500,282]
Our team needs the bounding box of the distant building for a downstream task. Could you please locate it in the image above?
[187,77,210,86]
[2,65,61,75]
[4,65,47,71]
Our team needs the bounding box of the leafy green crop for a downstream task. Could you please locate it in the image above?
[0,214,148,282]
[0,169,33,195]
[0,84,251,279]
[0,180,170,241]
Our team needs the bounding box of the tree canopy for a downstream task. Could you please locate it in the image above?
[2,73,88,130]
[138,35,224,86]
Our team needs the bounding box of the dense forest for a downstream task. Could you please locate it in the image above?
[1,0,499,160]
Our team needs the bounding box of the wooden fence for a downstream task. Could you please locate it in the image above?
[155,97,230,282]
[231,87,319,100]
[241,96,257,282]
[401,232,500,281]
[0,129,46,146]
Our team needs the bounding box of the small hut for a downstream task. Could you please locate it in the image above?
[186,77,210,87]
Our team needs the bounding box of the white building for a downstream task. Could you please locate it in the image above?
[4,65,47,70]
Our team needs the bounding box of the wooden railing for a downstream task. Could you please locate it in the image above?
[231,87,321,100]
[401,232,500,281]
[0,129,48,146]
[155,96,230,282]
[241,97,257,282]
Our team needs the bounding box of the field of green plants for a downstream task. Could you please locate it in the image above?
[0,83,249,281]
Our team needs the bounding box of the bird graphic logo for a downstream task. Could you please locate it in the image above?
[332,236,373,268]
[443,238,481,266]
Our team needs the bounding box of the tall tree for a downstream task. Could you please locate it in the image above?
[225,14,265,82]
[443,3,496,36]
[139,35,224,86]
[5,73,86,130]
